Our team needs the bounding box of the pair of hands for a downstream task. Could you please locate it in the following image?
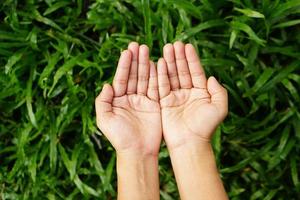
[95,41,228,156]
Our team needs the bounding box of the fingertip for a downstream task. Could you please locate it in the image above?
[128,42,139,59]
[185,43,201,65]
[163,43,173,49]
[139,44,149,51]
[128,41,139,48]
[208,76,226,94]
[96,84,113,112]
[185,43,194,49]
[150,60,156,67]
[185,43,196,54]
[208,76,216,81]
[96,85,113,117]
[103,83,112,90]
[139,44,149,58]
[101,83,113,95]
[163,43,173,55]
[208,76,218,85]
[157,58,168,75]
[102,83,109,90]
[163,43,173,48]
[173,41,186,60]
[121,49,132,58]
[208,76,228,118]
[149,60,157,75]
[174,41,184,48]
[174,41,185,54]
[163,44,175,64]
[157,57,166,66]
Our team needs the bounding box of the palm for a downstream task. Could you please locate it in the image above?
[106,94,161,152]
[157,42,228,149]
[161,88,223,148]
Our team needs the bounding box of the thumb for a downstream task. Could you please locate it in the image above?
[207,76,228,118]
[95,84,114,117]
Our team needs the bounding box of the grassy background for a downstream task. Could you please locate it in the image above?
[0,0,300,199]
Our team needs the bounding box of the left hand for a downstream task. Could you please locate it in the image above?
[95,43,162,156]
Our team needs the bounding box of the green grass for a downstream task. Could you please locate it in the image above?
[0,0,300,199]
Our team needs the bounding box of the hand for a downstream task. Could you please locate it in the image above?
[95,42,162,156]
[157,41,228,150]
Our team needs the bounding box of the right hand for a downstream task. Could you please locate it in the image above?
[157,41,228,150]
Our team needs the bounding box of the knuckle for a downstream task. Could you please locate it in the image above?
[148,85,158,91]
[178,70,190,76]
[180,84,191,89]
[119,65,130,71]
[114,79,127,85]
[190,71,204,77]
[176,58,187,63]
[127,90,136,94]
[138,62,148,68]
[168,73,178,78]
[128,74,138,80]
[158,73,168,77]
[138,75,148,81]
[166,60,176,65]
[159,82,170,88]
[149,74,157,78]
[188,60,200,65]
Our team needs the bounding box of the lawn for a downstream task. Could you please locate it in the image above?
[0,0,300,199]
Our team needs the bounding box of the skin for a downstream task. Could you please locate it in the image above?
[95,42,161,200]
[158,41,228,200]
[158,42,228,148]
[95,41,228,200]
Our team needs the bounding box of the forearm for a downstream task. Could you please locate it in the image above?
[116,151,160,200]
[169,140,228,200]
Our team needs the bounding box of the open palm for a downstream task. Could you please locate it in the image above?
[157,42,228,149]
[95,43,161,155]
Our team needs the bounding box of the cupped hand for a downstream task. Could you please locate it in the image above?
[95,43,162,155]
[157,42,228,150]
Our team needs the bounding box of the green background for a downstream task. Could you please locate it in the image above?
[0,0,300,199]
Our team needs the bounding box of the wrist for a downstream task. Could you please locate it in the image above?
[166,136,212,155]
[116,148,160,200]
[116,150,159,172]
[116,151,159,175]
[166,136,227,200]
[116,148,159,160]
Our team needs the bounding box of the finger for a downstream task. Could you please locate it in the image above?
[185,43,207,89]
[147,61,159,101]
[113,50,132,97]
[174,41,192,89]
[127,42,139,94]
[95,84,114,116]
[207,76,228,118]
[163,43,180,90]
[137,44,150,95]
[157,58,170,99]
